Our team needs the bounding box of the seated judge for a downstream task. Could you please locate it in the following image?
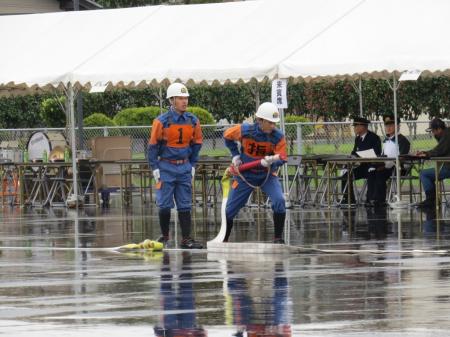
[372,114,410,207]
[416,118,450,209]
[341,116,381,205]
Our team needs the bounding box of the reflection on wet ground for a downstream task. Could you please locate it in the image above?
[1,202,450,336]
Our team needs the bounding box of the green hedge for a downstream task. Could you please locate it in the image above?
[113,106,161,126]
[285,114,313,137]
[112,105,215,126]
[83,113,116,127]
[186,106,215,125]
[84,113,122,136]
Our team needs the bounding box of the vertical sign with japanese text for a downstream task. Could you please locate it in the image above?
[271,79,287,109]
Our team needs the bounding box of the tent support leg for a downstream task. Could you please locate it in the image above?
[67,83,79,208]
[386,74,406,208]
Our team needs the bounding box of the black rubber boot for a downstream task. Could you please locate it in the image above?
[178,211,203,249]
[178,211,192,239]
[273,212,286,243]
[224,218,233,242]
[180,237,203,249]
[158,208,171,241]
[156,235,169,244]
[417,191,436,209]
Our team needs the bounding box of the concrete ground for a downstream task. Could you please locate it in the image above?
[1,200,450,336]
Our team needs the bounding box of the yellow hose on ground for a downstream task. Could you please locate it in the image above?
[116,239,163,251]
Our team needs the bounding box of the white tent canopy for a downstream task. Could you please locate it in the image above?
[1,0,450,92]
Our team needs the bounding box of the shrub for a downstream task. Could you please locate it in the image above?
[113,106,160,126]
[186,106,215,125]
[83,113,116,127]
[284,114,313,137]
[284,114,310,124]
[84,113,122,137]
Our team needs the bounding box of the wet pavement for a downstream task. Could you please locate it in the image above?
[1,202,450,336]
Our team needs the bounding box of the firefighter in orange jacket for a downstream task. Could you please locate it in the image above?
[223,102,287,244]
[148,83,203,249]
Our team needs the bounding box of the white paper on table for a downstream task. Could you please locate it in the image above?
[356,149,377,158]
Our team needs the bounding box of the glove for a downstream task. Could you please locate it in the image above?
[191,166,195,178]
[264,155,278,165]
[153,169,160,183]
[385,161,394,169]
[232,155,242,167]
[260,158,270,167]
[261,155,279,168]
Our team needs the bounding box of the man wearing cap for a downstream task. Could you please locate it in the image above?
[148,82,203,249]
[223,102,288,244]
[416,118,450,209]
[341,116,382,205]
[372,114,410,206]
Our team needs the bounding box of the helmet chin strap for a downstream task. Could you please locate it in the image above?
[256,118,273,134]
[169,97,186,114]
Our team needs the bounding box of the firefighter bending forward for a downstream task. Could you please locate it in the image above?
[223,102,287,244]
[148,83,203,249]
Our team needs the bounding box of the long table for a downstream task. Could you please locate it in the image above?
[5,155,437,209]
[16,160,98,208]
[317,155,424,208]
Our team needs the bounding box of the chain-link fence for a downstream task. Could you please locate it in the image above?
[0,120,441,159]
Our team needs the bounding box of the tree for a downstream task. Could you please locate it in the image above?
[398,79,427,139]
[40,97,66,127]
[286,81,307,116]
[363,79,392,119]
[189,83,255,123]
[83,87,160,118]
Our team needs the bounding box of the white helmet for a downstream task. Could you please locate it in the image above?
[255,102,280,122]
[166,83,189,99]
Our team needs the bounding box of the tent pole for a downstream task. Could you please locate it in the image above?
[68,83,79,207]
[159,86,163,115]
[387,74,407,208]
[278,106,291,208]
[254,83,260,112]
[393,75,401,202]
[249,80,260,113]
[77,93,84,150]
[359,77,363,117]
[350,76,363,117]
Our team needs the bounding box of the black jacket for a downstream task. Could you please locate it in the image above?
[426,128,450,169]
[351,130,382,169]
[351,130,382,157]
